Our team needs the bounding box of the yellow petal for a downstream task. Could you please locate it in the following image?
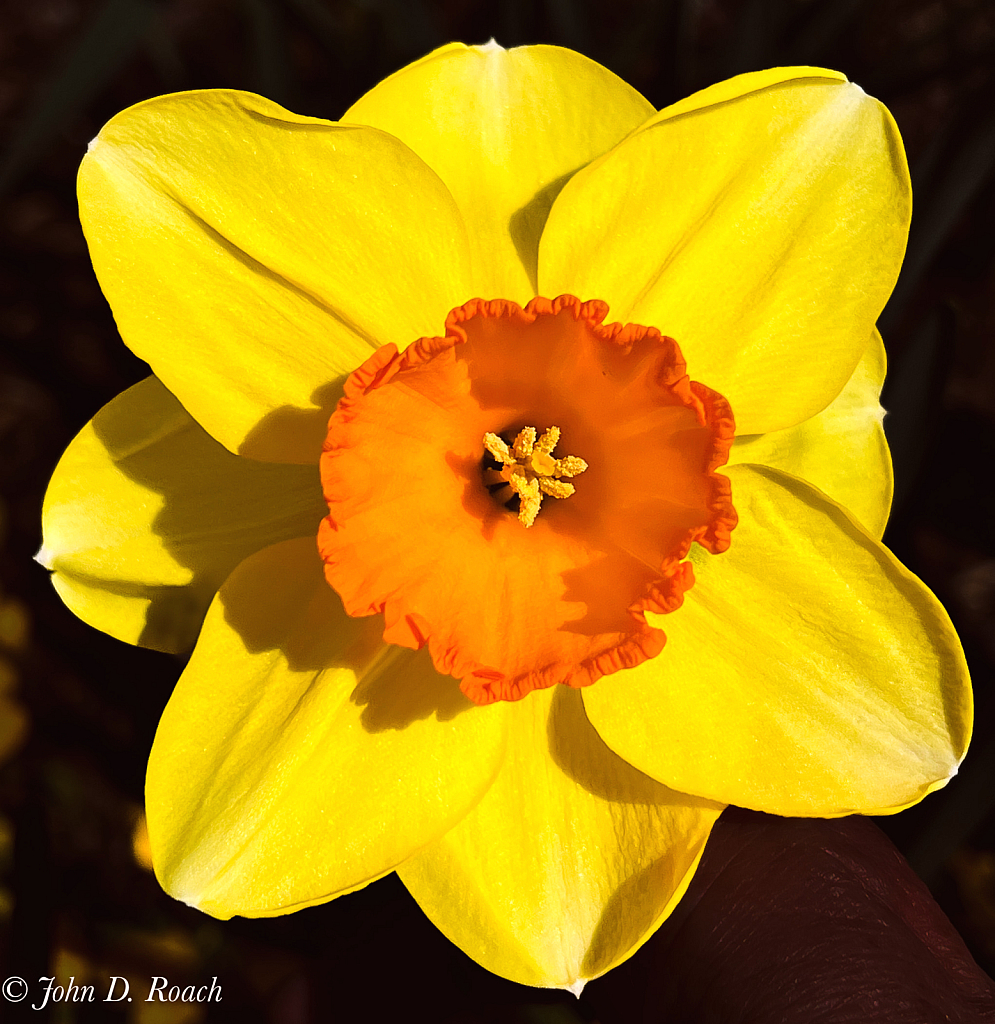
[344,42,654,301]
[79,90,470,462]
[540,68,910,434]
[728,329,893,539]
[39,377,325,653]
[147,537,507,918]
[582,465,971,817]
[398,686,722,989]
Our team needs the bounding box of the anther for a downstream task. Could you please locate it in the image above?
[482,426,588,527]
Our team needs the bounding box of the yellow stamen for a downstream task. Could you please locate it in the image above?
[483,426,588,527]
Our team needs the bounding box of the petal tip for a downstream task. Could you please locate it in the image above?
[477,37,505,52]
[564,979,586,998]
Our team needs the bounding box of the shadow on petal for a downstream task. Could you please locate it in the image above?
[238,377,347,463]
[219,537,472,732]
[83,377,327,653]
[509,170,575,294]
[549,687,708,810]
[351,646,474,732]
[548,686,724,982]
[139,585,211,652]
[581,855,683,981]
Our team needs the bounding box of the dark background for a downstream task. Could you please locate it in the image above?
[0,0,993,1021]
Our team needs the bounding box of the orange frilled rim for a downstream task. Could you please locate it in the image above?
[318,295,737,705]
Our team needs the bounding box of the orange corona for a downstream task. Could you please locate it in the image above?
[318,295,737,705]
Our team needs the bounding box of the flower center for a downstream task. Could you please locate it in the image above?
[318,294,737,705]
[482,426,588,527]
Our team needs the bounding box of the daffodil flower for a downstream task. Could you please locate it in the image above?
[38,42,972,991]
